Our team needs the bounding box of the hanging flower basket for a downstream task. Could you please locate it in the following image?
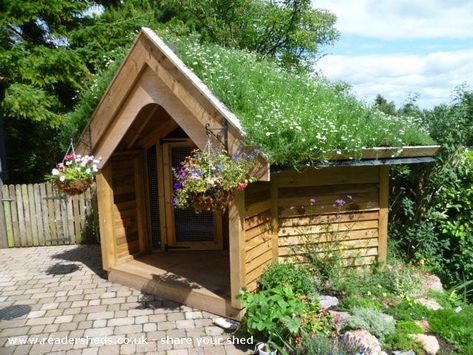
[55,178,94,196]
[190,190,234,213]
[173,148,256,213]
[47,145,101,196]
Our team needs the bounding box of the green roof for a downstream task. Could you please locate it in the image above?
[171,38,435,166]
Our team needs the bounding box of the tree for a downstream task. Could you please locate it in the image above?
[160,0,339,68]
[373,94,397,116]
[1,0,339,182]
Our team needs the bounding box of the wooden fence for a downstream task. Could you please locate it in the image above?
[0,183,97,247]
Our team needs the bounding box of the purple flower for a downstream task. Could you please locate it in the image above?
[333,198,346,207]
[172,197,179,206]
[173,182,183,190]
[309,198,316,205]
[178,170,187,178]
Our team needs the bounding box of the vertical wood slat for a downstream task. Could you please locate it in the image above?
[0,180,7,249]
[8,185,19,246]
[2,184,14,247]
[16,185,26,246]
[39,184,50,245]
[378,166,389,262]
[33,184,44,246]
[46,183,57,244]
[27,184,39,246]
[66,194,74,244]
[72,195,80,244]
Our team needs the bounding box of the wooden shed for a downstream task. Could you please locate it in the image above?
[78,28,439,318]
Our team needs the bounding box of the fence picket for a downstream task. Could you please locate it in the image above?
[2,185,14,247]
[8,185,19,246]
[40,184,50,245]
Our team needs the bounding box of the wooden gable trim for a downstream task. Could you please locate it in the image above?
[78,28,269,181]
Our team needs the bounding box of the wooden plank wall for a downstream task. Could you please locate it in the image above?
[111,155,140,261]
[273,166,383,267]
[243,182,274,291]
[1,183,95,247]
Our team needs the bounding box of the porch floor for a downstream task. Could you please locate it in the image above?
[109,250,242,318]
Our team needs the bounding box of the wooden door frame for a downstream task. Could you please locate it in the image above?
[157,140,223,250]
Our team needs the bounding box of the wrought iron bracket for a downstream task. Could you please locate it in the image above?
[205,121,228,151]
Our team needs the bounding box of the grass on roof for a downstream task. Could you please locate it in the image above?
[171,37,435,166]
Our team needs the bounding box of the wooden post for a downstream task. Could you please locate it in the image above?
[96,162,116,271]
[228,191,246,309]
[270,182,279,259]
[378,166,390,263]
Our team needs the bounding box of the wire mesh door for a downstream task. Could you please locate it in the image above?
[163,143,222,250]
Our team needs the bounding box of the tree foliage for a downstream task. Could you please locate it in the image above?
[1,0,339,183]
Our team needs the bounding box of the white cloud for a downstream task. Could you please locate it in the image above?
[315,0,473,40]
[317,49,473,107]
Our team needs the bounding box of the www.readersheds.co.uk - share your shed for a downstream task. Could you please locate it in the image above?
[77,28,439,319]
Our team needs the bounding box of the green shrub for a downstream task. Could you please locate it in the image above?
[383,321,424,352]
[295,335,351,355]
[239,285,306,343]
[396,320,424,334]
[428,307,473,353]
[386,300,430,321]
[338,295,383,312]
[345,307,396,341]
[259,262,318,301]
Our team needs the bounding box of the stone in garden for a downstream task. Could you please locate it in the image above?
[328,310,351,331]
[393,351,415,355]
[422,275,444,294]
[414,334,440,355]
[342,329,382,354]
[414,319,431,332]
[414,298,443,311]
[319,295,339,309]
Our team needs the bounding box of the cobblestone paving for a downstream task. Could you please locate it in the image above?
[0,245,253,355]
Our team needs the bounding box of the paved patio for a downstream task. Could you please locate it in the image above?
[0,245,253,355]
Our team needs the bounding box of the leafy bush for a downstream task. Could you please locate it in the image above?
[239,285,306,343]
[383,321,424,352]
[386,300,430,321]
[295,335,351,355]
[338,295,383,312]
[259,262,318,301]
[345,307,395,341]
[429,307,473,354]
[391,148,473,294]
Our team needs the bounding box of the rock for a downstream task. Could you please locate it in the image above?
[414,334,440,355]
[415,297,443,311]
[329,310,351,331]
[414,319,431,332]
[341,329,382,355]
[213,317,238,331]
[423,275,444,294]
[393,351,415,355]
[319,295,339,309]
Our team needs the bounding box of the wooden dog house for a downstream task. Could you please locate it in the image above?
[78,28,439,318]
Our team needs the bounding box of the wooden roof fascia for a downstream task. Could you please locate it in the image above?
[324,145,441,161]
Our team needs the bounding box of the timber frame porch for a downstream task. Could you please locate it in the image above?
[108,250,243,319]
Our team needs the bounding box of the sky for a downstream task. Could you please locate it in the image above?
[314,0,473,108]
